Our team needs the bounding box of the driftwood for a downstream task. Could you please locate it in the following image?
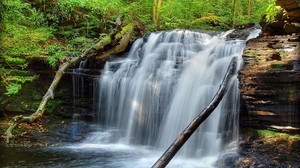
[5,22,137,143]
[152,56,238,168]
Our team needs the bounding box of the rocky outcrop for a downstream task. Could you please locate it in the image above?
[0,59,86,119]
[276,0,300,22]
[261,0,300,34]
[239,34,300,131]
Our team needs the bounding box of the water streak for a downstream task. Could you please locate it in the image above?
[88,29,260,166]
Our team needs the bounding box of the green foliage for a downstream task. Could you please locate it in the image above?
[5,83,22,95]
[0,66,38,96]
[42,0,127,38]
[6,75,38,95]
[6,75,37,83]
[0,0,277,101]
[140,0,276,31]
[2,0,46,26]
[1,0,55,68]
[265,3,282,22]
[1,72,38,96]
[68,37,95,49]
[3,56,28,69]
[4,56,26,65]
[47,45,64,68]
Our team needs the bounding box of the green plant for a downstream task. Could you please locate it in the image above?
[47,45,65,68]
[0,67,38,96]
[68,36,94,49]
[5,83,22,95]
[265,3,281,22]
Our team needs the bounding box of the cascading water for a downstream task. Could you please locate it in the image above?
[83,29,261,167]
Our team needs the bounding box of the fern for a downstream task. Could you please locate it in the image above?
[265,3,281,22]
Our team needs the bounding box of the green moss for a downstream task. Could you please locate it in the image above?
[257,129,281,138]
[115,23,134,40]
[270,64,287,71]
[256,129,300,139]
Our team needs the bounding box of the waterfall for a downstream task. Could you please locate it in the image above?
[88,29,260,164]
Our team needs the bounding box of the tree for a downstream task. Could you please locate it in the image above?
[248,0,252,15]
[153,0,162,29]
[232,0,237,28]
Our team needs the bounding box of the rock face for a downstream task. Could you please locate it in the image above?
[239,34,300,131]
[0,59,89,119]
[276,0,300,22]
[261,0,300,34]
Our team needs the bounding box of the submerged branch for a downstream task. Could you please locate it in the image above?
[152,56,238,168]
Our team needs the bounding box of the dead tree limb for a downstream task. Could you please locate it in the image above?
[152,56,238,168]
[5,23,137,143]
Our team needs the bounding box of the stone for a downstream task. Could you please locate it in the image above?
[261,0,300,34]
[239,34,300,130]
[283,22,300,34]
[291,140,300,152]
[267,52,282,61]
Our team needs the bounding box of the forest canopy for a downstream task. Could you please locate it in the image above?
[0,0,277,97]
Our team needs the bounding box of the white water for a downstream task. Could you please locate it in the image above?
[78,29,261,167]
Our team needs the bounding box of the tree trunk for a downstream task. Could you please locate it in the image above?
[153,0,158,26]
[4,22,138,143]
[152,56,238,168]
[232,0,237,28]
[153,0,162,29]
[247,0,252,16]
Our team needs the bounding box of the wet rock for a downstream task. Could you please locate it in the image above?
[291,140,300,152]
[239,34,300,130]
[267,52,282,61]
[237,130,300,168]
[276,0,300,17]
[226,24,261,41]
[0,115,91,147]
[48,121,90,143]
[293,60,300,71]
[217,153,240,168]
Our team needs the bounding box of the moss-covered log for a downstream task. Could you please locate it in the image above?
[5,22,138,143]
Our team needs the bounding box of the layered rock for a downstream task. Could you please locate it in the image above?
[276,0,300,22]
[239,34,300,131]
[261,0,300,34]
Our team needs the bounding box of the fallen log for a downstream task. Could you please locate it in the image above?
[152,56,238,168]
[4,22,138,143]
